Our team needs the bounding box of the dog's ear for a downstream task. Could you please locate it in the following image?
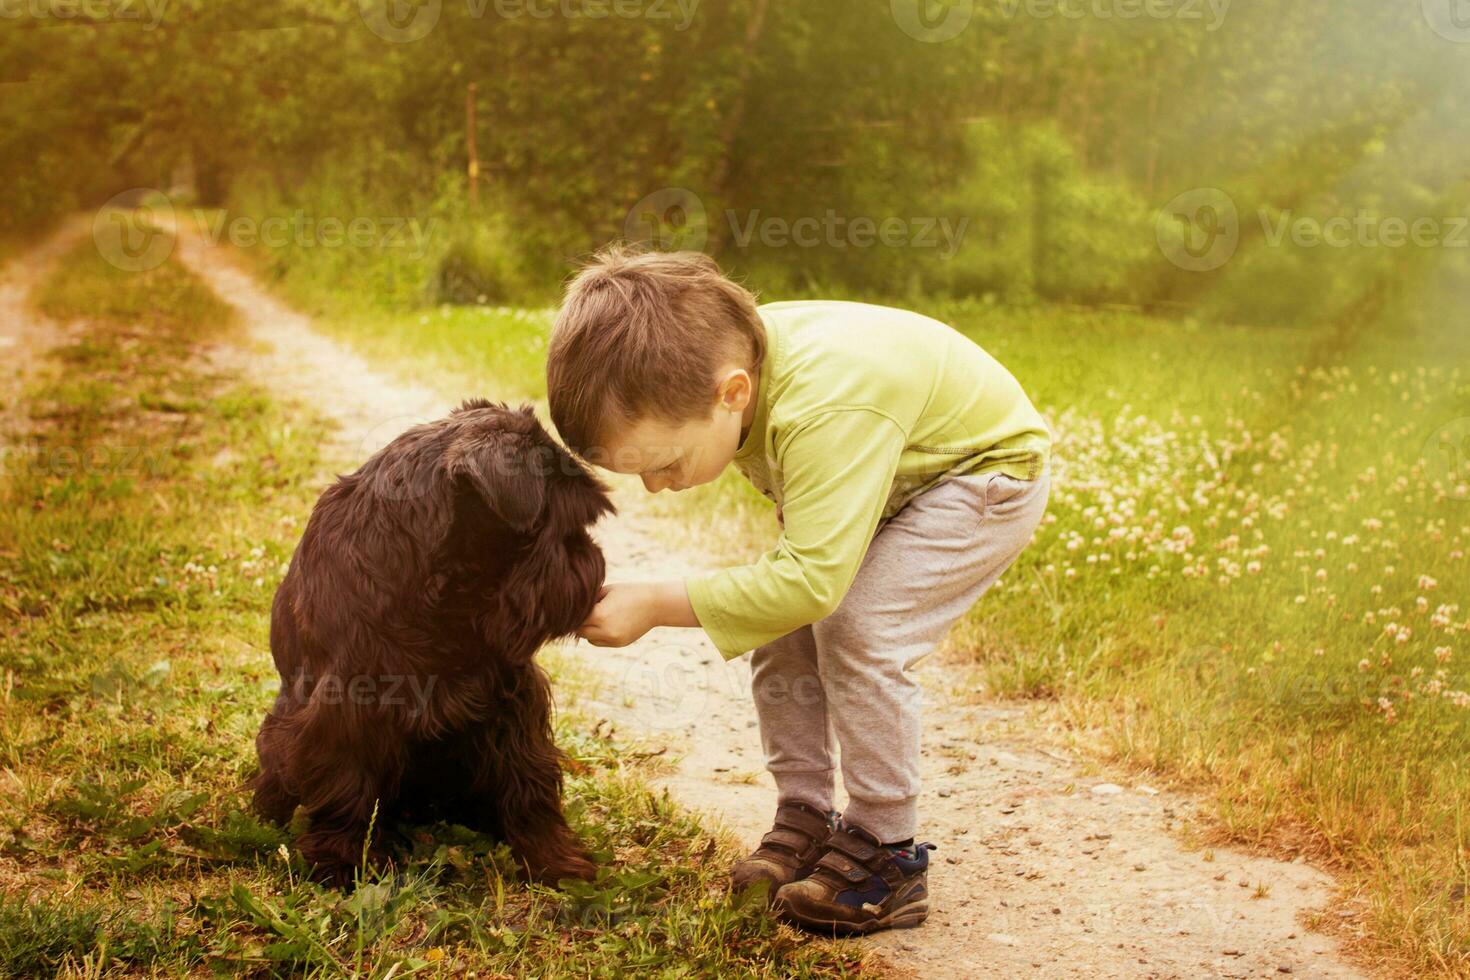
[446,434,546,532]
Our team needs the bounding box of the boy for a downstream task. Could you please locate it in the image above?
[546,245,1051,936]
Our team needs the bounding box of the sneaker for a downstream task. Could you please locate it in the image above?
[730,800,839,902]
[772,821,936,935]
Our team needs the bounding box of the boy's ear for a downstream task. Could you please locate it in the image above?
[716,367,754,412]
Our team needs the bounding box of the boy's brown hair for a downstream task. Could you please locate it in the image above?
[547,243,766,457]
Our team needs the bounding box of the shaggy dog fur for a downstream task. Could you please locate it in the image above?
[247,400,612,886]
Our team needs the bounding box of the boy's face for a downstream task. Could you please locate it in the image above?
[597,366,756,494]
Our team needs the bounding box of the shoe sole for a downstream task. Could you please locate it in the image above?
[775,898,929,936]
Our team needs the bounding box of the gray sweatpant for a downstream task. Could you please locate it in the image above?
[749,463,1051,843]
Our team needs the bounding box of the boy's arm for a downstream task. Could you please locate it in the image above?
[685,408,907,659]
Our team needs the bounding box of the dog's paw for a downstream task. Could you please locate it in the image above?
[553,850,599,883]
[525,848,598,885]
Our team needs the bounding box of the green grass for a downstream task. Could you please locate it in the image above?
[0,243,883,978]
[948,305,1470,975]
[243,281,1470,975]
[309,304,555,407]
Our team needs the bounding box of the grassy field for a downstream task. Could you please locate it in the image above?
[241,249,1470,976]
[0,244,882,978]
[974,311,1470,975]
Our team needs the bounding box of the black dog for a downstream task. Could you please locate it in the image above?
[248,400,612,885]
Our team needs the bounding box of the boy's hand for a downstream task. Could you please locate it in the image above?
[577,583,657,647]
[577,581,700,647]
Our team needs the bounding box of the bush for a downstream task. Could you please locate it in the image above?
[930,120,1154,305]
[432,216,534,306]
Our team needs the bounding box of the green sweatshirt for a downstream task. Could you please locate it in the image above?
[684,300,1052,660]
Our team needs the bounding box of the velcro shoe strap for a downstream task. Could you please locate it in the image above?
[823,830,882,865]
[772,805,830,840]
[814,848,873,884]
[759,827,818,857]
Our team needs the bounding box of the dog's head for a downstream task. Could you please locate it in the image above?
[443,400,613,661]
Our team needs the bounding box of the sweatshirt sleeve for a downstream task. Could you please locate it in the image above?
[685,408,907,659]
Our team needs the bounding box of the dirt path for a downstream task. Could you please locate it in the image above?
[0,219,90,445]
[160,220,1367,979]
